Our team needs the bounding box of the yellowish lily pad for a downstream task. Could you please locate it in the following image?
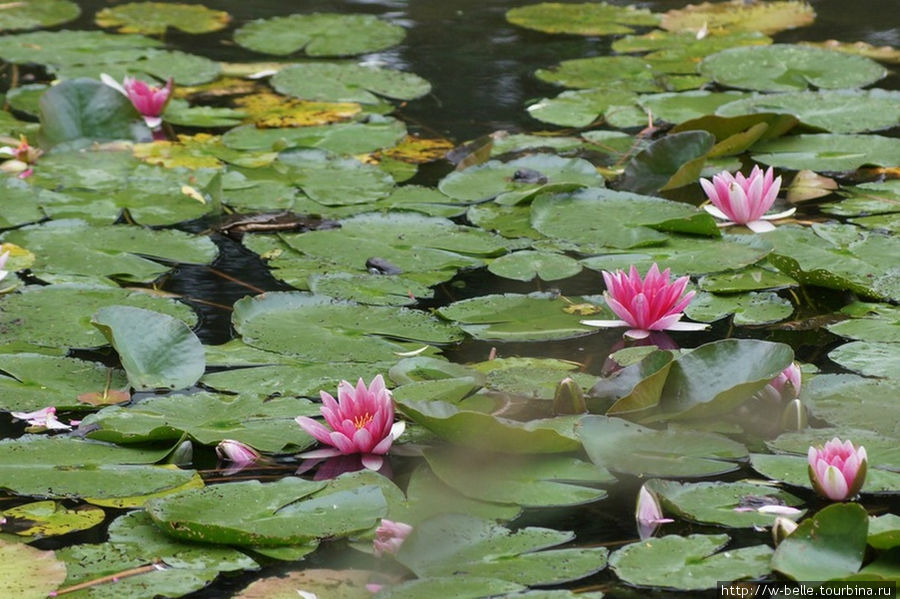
[95,2,230,35]
[234,93,362,128]
[661,0,815,35]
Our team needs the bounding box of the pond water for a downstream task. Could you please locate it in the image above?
[0,0,899,597]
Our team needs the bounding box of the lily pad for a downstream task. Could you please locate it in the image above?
[95,2,230,35]
[661,1,815,35]
[399,466,521,525]
[619,130,715,194]
[424,449,612,508]
[92,306,205,391]
[750,453,900,494]
[752,134,900,172]
[222,117,407,155]
[201,362,387,398]
[804,374,900,437]
[271,63,431,104]
[0,0,79,31]
[700,45,886,92]
[234,569,373,599]
[637,90,752,126]
[0,284,196,350]
[506,3,658,36]
[698,267,797,293]
[309,273,433,306]
[0,501,104,538]
[277,148,395,205]
[84,392,318,453]
[0,539,67,599]
[536,55,704,93]
[578,416,748,477]
[437,293,595,342]
[828,341,900,378]
[527,88,639,128]
[646,479,804,528]
[0,30,162,67]
[685,290,794,325]
[146,476,387,546]
[610,534,772,590]
[235,13,404,57]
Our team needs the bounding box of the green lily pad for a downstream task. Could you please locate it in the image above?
[234,569,373,599]
[506,2,658,36]
[531,188,718,252]
[536,55,704,92]
[38,78,150,148]
[437,293,595,342]
[424,449,612,508]
[57,49,221,86]
[685,290,794,325]
[752,134,900,172]
[396,514,609,586]
[309,273,433,306]
[805,374,900,437]
[661,0,814,35]
[488,251,582,282]
[222,117,407,155]
[698,267,797,293]
[647,479,804,528]
[582,234,772,276]
[822,180,900,217]
[701,45,886,92]
[233,291,461,363]
[235,13,404,57]
[84,391,318,453]
[95,2,230,35]
[0,284,196,350]
[2,219,217,283]
[637,90,752,125]
[868,514,900,550]
[271,63,431,104]
[610,534,772,590]
[276,148,395,206]
[0,0,79,31]
[716,90,900,134]
[828,341,900,378]
[201,362,388,398]
[826,302,900,343]
[146,476,387,546]
[438,154,604,204]
[92,306,204,391]
[0,353,128,412]
[1,501,104,538]
[0,30,161,67]
[773,503,869,581]
[750,453,900,494]
[614,29,772,60]
[619,130,715,194]
[527,88,639,128]
[380,577,524,599]
[472,357,597,400]
[0,539,67,599]
[578,416,748,477]
[399,466,521,525]
[768,429,900,472]
[0,435,198,500]
[163,100,247,128]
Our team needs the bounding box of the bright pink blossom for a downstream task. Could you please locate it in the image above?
[700,165,794,233]
[10,406,71,431]
[636,484,673,540]
[581,263,708,339]
[808,438,867,501]
[373,519,413,557]
[295,374,405,471]
[101,73,173,129]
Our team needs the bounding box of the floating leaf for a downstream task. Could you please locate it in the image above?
[0,0,79,31]
[773,503,869,580]
[637,90,752,126]
[701,45,886,92]
[233,93,361,128]
[506,2,659,35]
[614,29,772,60]
[272,63,430,104]
[162,99,247,128]
[620,130,715,194]
[661,1,814,35]
[579,416,748,477]
[488,251,582,282]
[610,534,772,590]
[235,13,404,57]
[95,2,230,35]
[1,501,104,538]
[536,55,704,92]
[527,88,639,128]
[828,341,900,378]
[698,267,796,293]
[400,466,521,525]
[235,569,373,599]
[752,134,900,172]
[805,374,900,437]
[0,539,67,599]
[751,453,900,494]
[223,118,406,155]
[685,290,794,325]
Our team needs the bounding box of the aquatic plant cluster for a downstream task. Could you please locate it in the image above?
[0,0,896,597]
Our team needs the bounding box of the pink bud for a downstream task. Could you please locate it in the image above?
[808,438,867,501]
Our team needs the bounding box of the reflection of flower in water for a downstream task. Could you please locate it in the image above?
[10,406,72,431]
[296,375,405,471]
[373,519,413,557]
[808,438,867,501]
[295,453,393,481]
[700,166,795,233]
[215,439,261,476]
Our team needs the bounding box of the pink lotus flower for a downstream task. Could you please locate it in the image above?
[373,519,413,557]
[101,73,173,129]
[808,438,867,501]
[770,362,802,399]
[10,406,71,431]
[216,439,261,475]
[581,263,708,339]
[0,135,42,178]
[636,484,674,540]
[700,165,795,233]
[295,374,405,471]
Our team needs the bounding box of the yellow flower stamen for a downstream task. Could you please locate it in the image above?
[353,413,374,429]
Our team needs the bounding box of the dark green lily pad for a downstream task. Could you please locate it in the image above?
[146,476,387,546]
[506,2,658,36]
[2,219,217,284]
[701,45,886,92]
[0,284,196,350]
[773,503,869,581]
[685,290,794,325]
[822,180,900,217]
[424,449,612,508]
[163,100,247,128]
[0,353,128,412]
[95,2,230,35]
[272,63,430,104]
[614,29,771,60]
[619,130,715,194]
[527,88,639,128]
[235,13,404,57]
[661,0,814,35]
[0,539,67,599]
[578,416,748,477]
[610,534,772,590]
[0,501,104,538]
[396,514,609,586]
[531,188,718,252]
[752,134,900,172]
[5,84,46,118]
[437,293,595,342]
[233,291,462,363]
[0,0,79,31]
[647,479,804,528]
[84,392,318,453]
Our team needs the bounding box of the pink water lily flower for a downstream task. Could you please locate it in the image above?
[295,374,405,471]
[373,519,413,557]
[700,165,795,233]
[0,135,42,178]
[10,406,71,431]
[636,484,674,540]
[808,438,867,501]
[581,263,708,339]
[101,73,173,129]
[216,439,261,475]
